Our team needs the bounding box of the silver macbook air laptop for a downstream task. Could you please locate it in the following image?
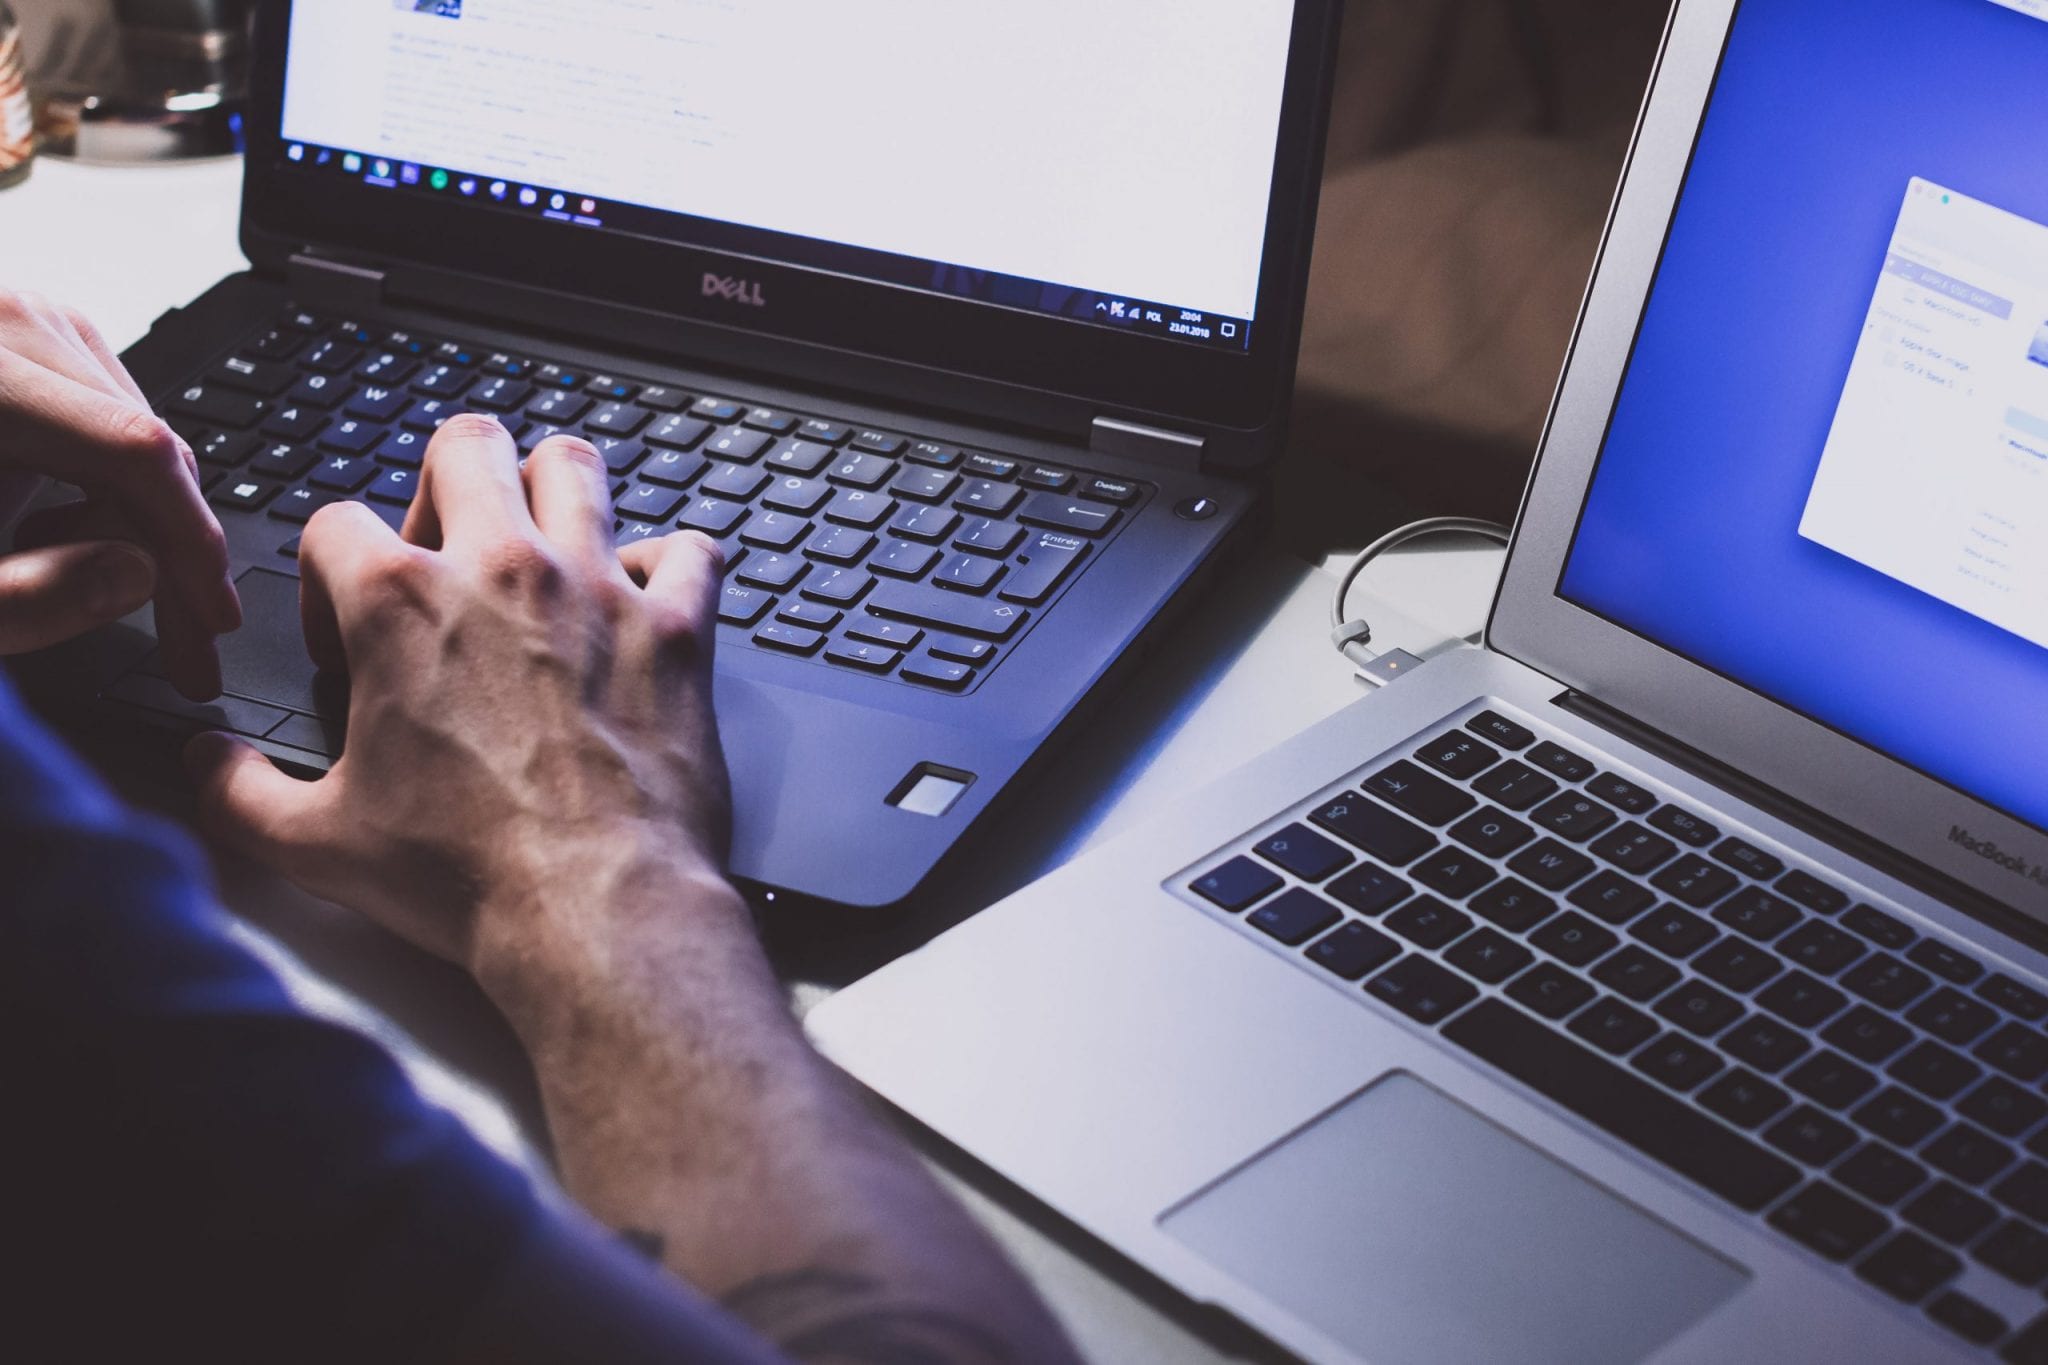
[809,1,2048,1360]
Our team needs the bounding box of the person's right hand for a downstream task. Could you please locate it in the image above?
[182,416,738,1023]
[0,289,241,697]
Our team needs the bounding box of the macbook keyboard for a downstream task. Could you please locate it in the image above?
[166,308,1150,695]
[1182,705,2048,1360]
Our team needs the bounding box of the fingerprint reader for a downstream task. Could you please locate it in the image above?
[889,764,974,817]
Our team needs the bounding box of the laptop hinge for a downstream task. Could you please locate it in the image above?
[286,252,388,312]
[1089,416,1206,472]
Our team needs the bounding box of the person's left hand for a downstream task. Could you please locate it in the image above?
[0,289,241,697]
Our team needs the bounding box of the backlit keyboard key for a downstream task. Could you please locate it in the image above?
[1777,870,1851,916]
[741,406,797,433]
[1465,710,1534,750]
[1507,839,1596,892]
[1308,922,1402,981]
[210,476,280,512]
[1082,476,1139,505]
[1311,794,1437,865]
[754,623,825,656]
[1414,732,1498,781]
[824,640,902,673]
[1527,741,1595,783]
[1652,855,1740,908]
[998,533,1087,605]
[1368,956,1479,1025]
[620,483,687,522]
[1325,863,1414,917]
[1362,761,1476,827]
[366,467,417,506]
[1191,857,1282,912]
[588,434,647,475]
[1017,491,1117,535]
[587,401,650,436]
[309,455,375,492]
[1713,838,1785,881]
[317,419,383,455]
[648,414,713,450]
[1253,824,1352,882]
[1532,793,1618,842]
[1585,772,1657,814]
[679,496,748,537]
[1471,760,1558,812]
[1249,889,1342,947]
[706,427,772,463]
[715,583,774,626]
[935,553,1005,594]
[1648,805,1719,847]
[907,439,962,466]
[901,657,974,690]
[828,451,897,488]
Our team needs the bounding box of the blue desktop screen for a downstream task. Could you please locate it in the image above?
[1562,0,2048,831]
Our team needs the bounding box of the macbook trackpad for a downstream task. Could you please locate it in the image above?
[1160,1073,1745,1365]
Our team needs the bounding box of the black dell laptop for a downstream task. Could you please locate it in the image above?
[24,0,1341,909]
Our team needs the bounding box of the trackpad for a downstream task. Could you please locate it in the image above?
[216,568,330,716]
[1160,1073,1746,1365]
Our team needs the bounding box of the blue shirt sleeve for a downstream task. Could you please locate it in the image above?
[0,668,546,1363]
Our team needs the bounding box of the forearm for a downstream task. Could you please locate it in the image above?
[479,854,1079,1365]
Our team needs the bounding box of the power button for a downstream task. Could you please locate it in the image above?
[1174,496,1222,522]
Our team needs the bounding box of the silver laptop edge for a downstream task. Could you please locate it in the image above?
[1491,0,2048,922]
[810,1,2043,1361]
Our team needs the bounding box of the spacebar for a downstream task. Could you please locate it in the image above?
[1442,999,1800,1214]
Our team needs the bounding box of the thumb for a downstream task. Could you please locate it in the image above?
[183,731,331,875]
[0,541,156,654]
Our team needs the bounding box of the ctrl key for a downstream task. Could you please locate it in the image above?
[1190,856,1282,913]
[1248,889,1341,946]
[1308,921,1401,981]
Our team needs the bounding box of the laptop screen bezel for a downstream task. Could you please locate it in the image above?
[237,0,1339,445]
[1489,0,2048,918]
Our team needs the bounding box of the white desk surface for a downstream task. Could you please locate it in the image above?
[0,156,1507,1364]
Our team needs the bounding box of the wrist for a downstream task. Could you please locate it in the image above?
[469,834,761,1048]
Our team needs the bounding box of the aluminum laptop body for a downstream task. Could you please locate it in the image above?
[14,0,1341,910]
[810,1,2048,1359]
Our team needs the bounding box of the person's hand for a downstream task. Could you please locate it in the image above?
[182,415,736,1005]
[0,290,241,697]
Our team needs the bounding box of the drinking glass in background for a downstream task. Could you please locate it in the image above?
[32,0,248,161]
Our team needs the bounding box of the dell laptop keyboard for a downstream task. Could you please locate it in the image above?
[168,308,1149,696]
[1183,705,2048,1355]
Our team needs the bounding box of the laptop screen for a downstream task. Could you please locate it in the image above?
[1561,0,2048,833]
[273,1,1296,355]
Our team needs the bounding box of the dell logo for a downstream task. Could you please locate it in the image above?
[703,272,767,308]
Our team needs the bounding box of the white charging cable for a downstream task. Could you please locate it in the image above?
[1330,516,1511,687]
